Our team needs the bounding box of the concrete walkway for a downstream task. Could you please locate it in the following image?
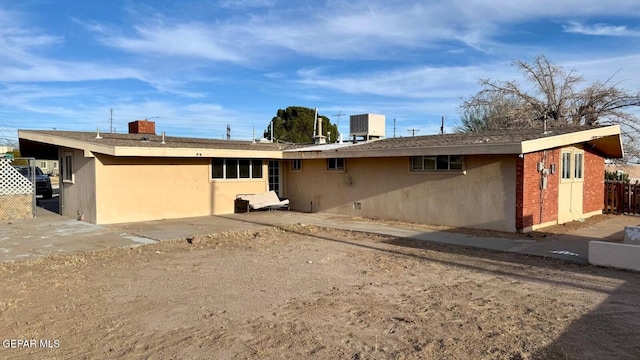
[114,211,640,264]
[2,208,638,264]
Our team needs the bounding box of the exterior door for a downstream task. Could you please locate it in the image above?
[268,160,281,196]
[558,148,584,223]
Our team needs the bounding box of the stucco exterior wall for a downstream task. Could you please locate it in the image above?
[60,148,97,223]
[284,155,517,232]
[93,155,269,224]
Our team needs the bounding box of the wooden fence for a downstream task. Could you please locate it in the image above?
[604,180,640,215]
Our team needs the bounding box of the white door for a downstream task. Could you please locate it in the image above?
[558,148,584,224]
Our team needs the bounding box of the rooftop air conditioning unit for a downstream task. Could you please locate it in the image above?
[349,114,385,141]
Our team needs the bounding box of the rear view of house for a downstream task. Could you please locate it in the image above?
[18,118,623,233]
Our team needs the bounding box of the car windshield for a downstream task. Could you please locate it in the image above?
[16,166,44,177]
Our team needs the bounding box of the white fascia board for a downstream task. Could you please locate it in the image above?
[111,146,284,159]
[283,143,523,159]
[520,125,621,154]
[19,130,115,157]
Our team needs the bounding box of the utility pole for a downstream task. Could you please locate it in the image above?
[226,123,231,140]
[440,115,444,135]
[407,129,420,137]
[393,118,396,138]
[109,108,114,133]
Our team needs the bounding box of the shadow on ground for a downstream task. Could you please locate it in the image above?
[229,213,640,359]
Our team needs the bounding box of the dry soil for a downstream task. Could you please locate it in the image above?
[1,224,639,359]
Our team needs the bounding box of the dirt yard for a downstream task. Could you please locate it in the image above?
[1,225,639,359]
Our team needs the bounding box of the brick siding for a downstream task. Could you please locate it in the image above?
[516,148,605,231]
[583,149,605,213]
[515,150,559,231]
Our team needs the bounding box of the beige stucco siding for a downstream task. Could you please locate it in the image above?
[94,155,269,224]
[60,148,97,223]
[285,155,517,232]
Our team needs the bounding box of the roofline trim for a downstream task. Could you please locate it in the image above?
[18,130,284,159]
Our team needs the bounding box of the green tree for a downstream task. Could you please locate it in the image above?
[605,170,630,183]
[458,55,640,160]
[264,106,339,144]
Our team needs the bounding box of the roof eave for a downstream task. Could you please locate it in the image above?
[18,130,284,159]
[521,125,623,158]
[282,143,523,159]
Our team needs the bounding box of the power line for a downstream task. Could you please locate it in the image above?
[407,129,420,137]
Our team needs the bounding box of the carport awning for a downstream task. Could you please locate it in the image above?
[19,139,59,160]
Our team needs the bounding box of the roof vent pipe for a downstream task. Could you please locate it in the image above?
[95,127,102,139]
[161,131,166,144]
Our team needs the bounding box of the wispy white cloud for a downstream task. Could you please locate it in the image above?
[97,22,247,63]
[563,22,640,36]
[295,63,516,99]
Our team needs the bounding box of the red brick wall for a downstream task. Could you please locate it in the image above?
[515,150,559,231]
[128,120,156,135]
[583,149,605,213]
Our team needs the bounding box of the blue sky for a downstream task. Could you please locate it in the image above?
[1,0,639,143]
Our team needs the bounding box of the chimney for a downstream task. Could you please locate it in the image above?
[128,120,156,135]
[313,117,327,145]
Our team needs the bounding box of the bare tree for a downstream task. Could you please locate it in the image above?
[457,55,640,161]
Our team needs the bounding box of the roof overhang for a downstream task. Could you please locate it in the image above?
[520,125,623,158]
[282,143,522,159]
[18,130,284,159]
[283,125,624,160]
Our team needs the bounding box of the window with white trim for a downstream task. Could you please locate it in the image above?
[411,155,463,171]
[211,158,263,179]
[39,161,47,169]
[561,152,571,180]
[63,153,74,182]
[574,152,583,179]
[327,158,345,171]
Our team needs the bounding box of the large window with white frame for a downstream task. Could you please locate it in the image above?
[212,158,263,179]
[410,155,463,172]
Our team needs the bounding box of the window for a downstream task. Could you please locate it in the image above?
[411,155,463,172]
[226,159,238,178]
[212,159,224,179]
[211,158,263,179]
[291,159,302,171]
[327,158,345,171]
[561,152,571,180]
[239,159,250,178]
[63,153,73,182]
[252,160,263,178]
[39,161,47,169]
[53,162,58,169]
[574,152,583,179]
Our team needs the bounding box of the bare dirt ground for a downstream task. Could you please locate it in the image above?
[364,214,620,241]
[1,224,639,359]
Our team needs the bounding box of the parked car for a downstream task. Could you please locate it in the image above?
[14,166,53,199]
